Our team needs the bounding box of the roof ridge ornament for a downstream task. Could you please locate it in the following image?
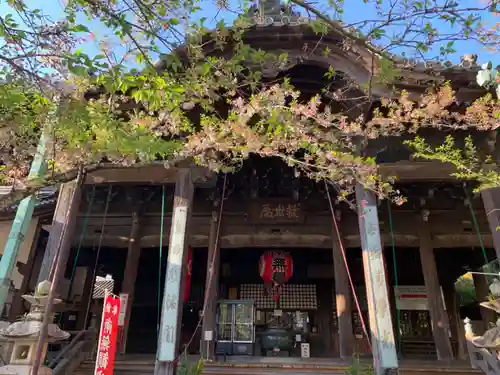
[252,0,306,27]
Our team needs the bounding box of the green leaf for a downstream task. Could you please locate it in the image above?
[370,28,386,40]
[71,24,90,33]
[201,63,210,76]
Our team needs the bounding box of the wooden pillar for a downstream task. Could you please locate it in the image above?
[442,282,467,360]
[31,172,85,375]
[76,266,94,329]
[481,188,500,261]
[419,219,453,360]
[355,184,398,374]
[317,281,334,356]
[453,288,468,360]
[120,207,142,353]
[201,199,222,360]
[37,180,83,285]
[155,169,194,375]
[472,273,495,331]
[331,228,354,358]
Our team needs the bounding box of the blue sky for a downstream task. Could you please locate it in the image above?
[0,0,497,67]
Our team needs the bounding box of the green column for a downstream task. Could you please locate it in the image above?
[0,130,48,315]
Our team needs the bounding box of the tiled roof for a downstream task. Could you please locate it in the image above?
[0,186,58,214]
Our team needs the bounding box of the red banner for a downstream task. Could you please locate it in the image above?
[95,294,120,375]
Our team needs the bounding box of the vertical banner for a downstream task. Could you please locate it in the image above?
[95,293,120,375]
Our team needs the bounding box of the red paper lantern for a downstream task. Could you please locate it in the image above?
[259,251,293,286]
[184,247,193,304]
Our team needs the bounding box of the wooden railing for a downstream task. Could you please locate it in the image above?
[464,318,500,375]
[50,329,97,375]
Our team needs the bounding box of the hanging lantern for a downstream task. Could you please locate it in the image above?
[184,247,193,304]
[259,251,293,301]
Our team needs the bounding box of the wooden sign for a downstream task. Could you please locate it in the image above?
[118,293,128,326]
[249,201,304,223]
[394,285,446,311]
[95,293,120,375]
[158,205,189,361]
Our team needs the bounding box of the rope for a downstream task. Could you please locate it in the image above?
[65,185,96,303]
[387,199,402,356]
[463,183,489,266]
[324,180,372,350]
[82,185,113,329]
[175,174,227,361]
[157,185,166,332]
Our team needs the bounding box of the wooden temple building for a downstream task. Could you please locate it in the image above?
[0,3,499,375]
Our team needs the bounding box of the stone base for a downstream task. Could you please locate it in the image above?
[0,365,52,375]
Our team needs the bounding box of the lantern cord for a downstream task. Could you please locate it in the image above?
[387,199,402,356]
[57,185,96,326]
[83,185,113,329]
[324,181,372,350]
[157,185,166,332]
[463,183,489,266]
[175,174,227,362]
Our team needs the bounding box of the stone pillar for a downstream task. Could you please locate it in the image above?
[481,188,500,261]
[331,226,354,358]
[418,218,453,360]
[120,208,142,353]
[355,184,398,374]
[201,199,222,360]
[473,273,495,331]
[155,170,194,375]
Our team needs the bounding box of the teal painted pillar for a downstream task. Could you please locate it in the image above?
[0,130,48,315]
[355,184,398,375]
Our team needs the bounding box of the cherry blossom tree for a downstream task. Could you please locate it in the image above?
[0,0,498,207]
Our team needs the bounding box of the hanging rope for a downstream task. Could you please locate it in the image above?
[324,180,372,351]
[82,185,113,329]
[56,185,96,326]
[157,185,166,332]
[65,185,97,303]
[387,199,402,356]
[176,173,227,361]
[463,182,489,266]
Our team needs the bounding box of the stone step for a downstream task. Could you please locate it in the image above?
[75,360,346,375]
[74,358,480,375]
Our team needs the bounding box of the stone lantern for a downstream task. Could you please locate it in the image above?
[0,281,70,375]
